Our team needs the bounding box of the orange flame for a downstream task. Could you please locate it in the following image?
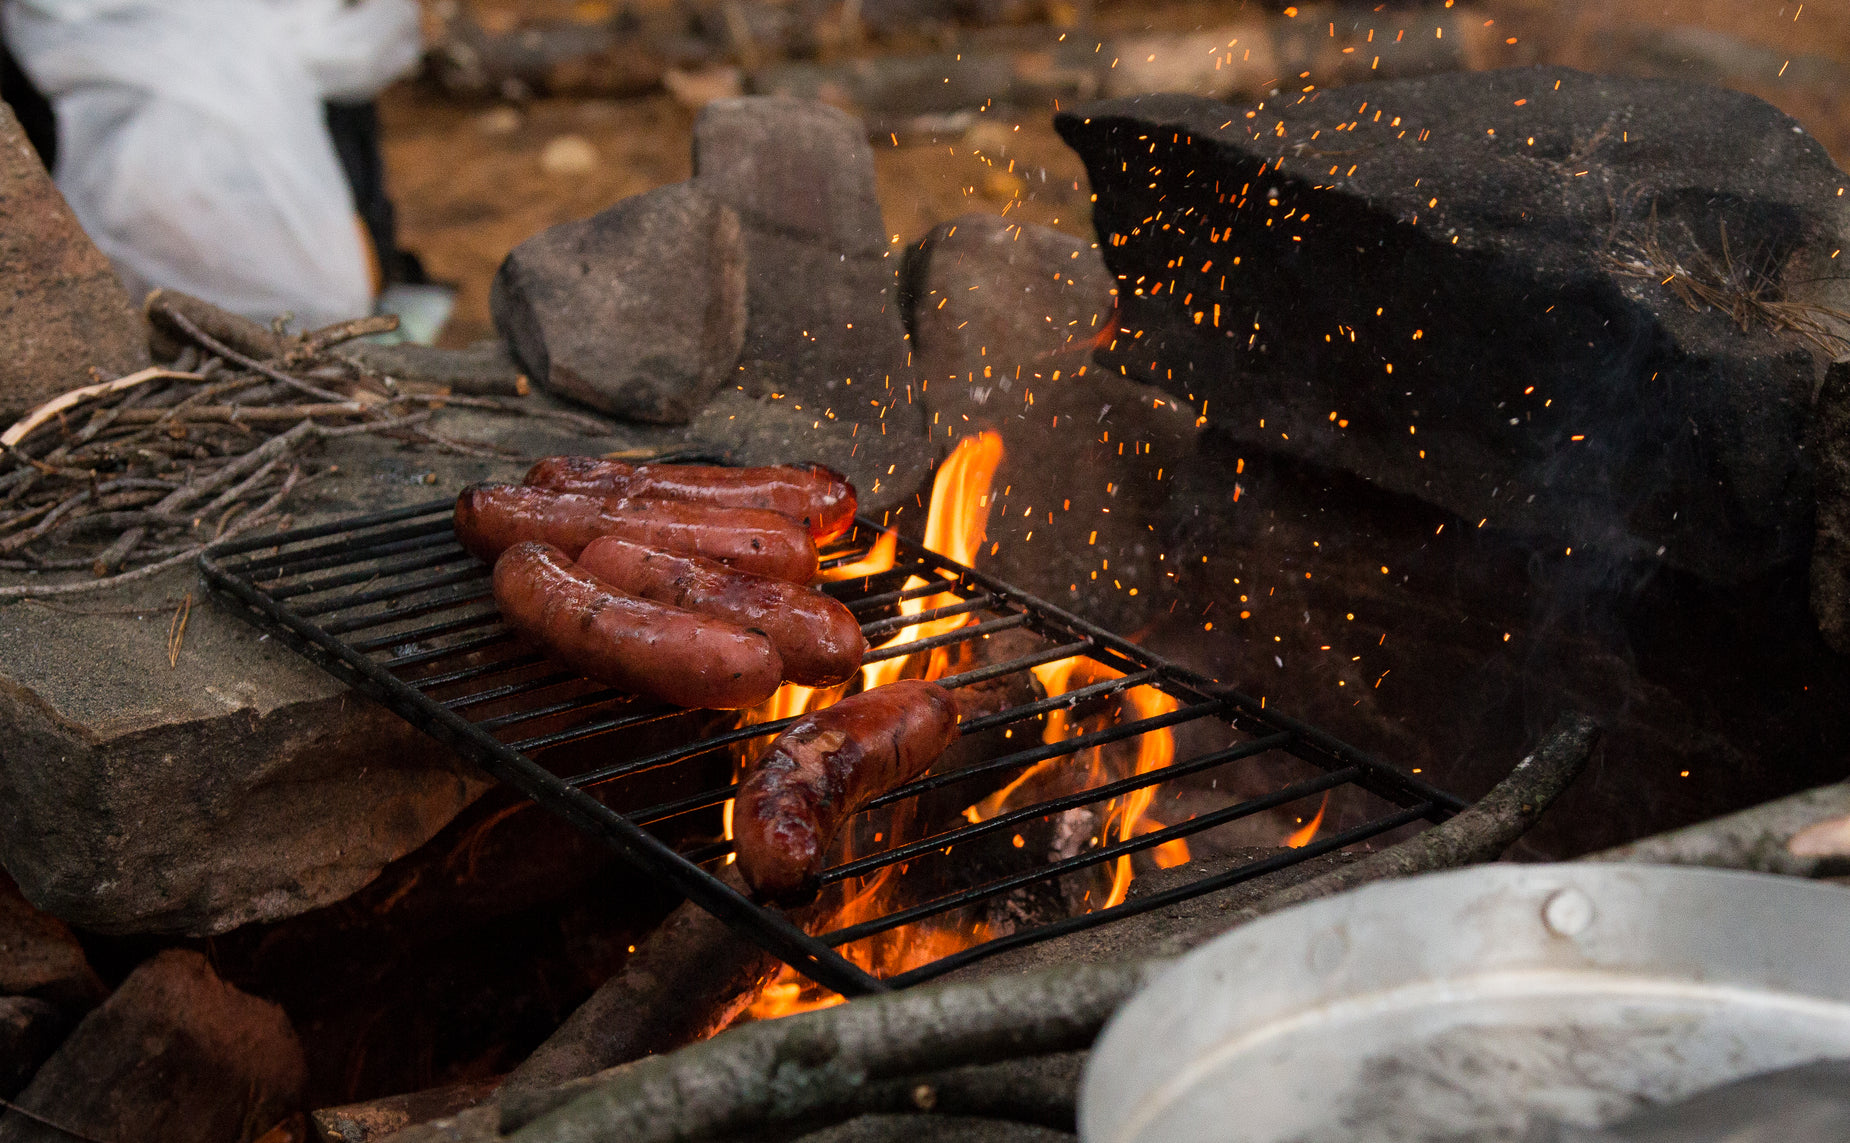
[1283,792,1330,848]
[860,433,1005,692]
[818,529,898,582]
[742,429,1184,1022]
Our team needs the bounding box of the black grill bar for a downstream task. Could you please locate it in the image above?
[818,731,1297,884]
[882,801,1435,988]
[200,495,1460,1000]
[383,630,515,671]
[822,766,1364,948]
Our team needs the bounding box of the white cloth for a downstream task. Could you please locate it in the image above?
[4,0,422,329]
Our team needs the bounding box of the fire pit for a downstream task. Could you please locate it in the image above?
[200,435,1462,1001]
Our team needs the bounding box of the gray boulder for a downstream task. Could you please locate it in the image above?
[900,212,1196,631]
[493,182,746,424]
[0,950,305,1143]
[692,98,926,446]
[0,103,148,419]
[1056,69,1850,585]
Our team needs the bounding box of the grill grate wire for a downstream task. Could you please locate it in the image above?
[200,498,1465,996]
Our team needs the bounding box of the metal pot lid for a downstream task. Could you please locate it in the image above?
[1080,863,1850,1143]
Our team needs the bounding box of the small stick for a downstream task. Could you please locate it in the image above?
[0,491,91,554]
[98,404,370,425]
[293,314,401,360]
[152,420,318,516]
[0,467,304,600]
[1585,779,1850,876]
[0,367,204,449]
[160,308,351,404]
[91,526,145,576]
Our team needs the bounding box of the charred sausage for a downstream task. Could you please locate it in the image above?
[492,542,784,710]
[524,456,858,543]
[577,536,867,687]
[455,483,819,583]
[733,680,961,904]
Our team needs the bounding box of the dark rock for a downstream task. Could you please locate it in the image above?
[1815,360,1850,655]
[692,97,926,447]
[1056,69,1850,586]
[0,949,305,1143]
[1144,436,1850,862]
[0,875,103,1011]
[493,182,746,424]
[0,998,65,1100]
[898,212,1196,631]
[0,605,492,937]
[0,101,149,419]
[685,386,932,520]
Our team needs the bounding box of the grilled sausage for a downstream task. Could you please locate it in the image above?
[577,537,867,687]
[524,456,858,542]
[455,483,819,583]
[733,680,961,904]
[492,542,784,710]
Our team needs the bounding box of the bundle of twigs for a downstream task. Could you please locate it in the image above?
[0,295,589,601]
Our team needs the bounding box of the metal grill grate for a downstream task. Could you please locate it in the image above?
[200,497,1466,996]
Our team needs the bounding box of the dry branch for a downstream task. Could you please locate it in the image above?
[1585,779,1850,876]
[0,368,204,449]
[501,959,1158,1143]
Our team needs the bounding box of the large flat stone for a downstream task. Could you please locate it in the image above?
[0,102,147,419]
[1057,69,1850,586]
[0,400,666,937]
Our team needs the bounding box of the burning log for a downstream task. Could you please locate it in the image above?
[498,866,790,1096]
[389,712,1594,1143]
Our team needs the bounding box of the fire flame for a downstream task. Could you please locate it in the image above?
[741,430,1188,1022]
[860,432,1006,692]
[1283,792,1330,848]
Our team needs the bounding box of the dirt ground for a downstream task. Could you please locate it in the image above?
[383,0,1850,347]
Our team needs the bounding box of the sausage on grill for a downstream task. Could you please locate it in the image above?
[492,541,784,710]
[455,483,819,583]
[733,680,961,904]
[577,536,866,687]
[524,456,858,542]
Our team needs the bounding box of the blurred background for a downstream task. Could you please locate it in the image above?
[364,0,1850,345]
